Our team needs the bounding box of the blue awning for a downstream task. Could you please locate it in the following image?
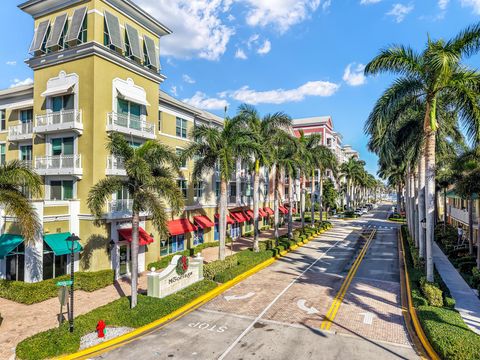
[44,232,82,256]
[0,234,23,259]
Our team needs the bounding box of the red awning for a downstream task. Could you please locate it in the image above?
[118,227,154,246]
[279,206,288,214]
[259,208,268,217]
[246,209,255,219]
[193,215,215,229]
[167,219,197,236]
[292,207,297,214]
[264,207,274,215]
[215,213,235,225]
[230,211,249,223]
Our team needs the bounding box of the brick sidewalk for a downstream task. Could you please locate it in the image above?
[0,275,148,360]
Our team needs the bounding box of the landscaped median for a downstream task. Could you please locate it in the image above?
[16,222,332,360]
[400,225,480,360]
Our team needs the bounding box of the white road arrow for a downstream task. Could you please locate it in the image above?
[359,312,376,325]
[224,292,255,301]
[297,299,319,315]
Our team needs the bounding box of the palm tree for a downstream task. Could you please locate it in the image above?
[365,25,480,281]
[88,133,184,308]
[340,158,364,209]
[0,160,42,241]
[236,104,292,252]
[182,118,255,260]
[315,147,337,225]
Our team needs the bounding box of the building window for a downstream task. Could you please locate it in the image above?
[160,234,184,256]
[51,137,74,156]
[216,181,220,198]
[176,148,187,168]
[51,94,74,112]
[158,111,162,132]
[143,42,151,67]
[50,180,74,200]
[20,109,33,123]
[20,145,32,162]
[41,25,51,53]
[124,30,133,60]
[117,98,142,122]
[176,117,187,138]
[0,144,5,165]
[103,19,115,50]
[43,243,67,279]
[79,16,87,43]
[229,182,237,197]
[194,181,204,199]
[177,179,187,198]
[0,109,5,131]
[5,242,25,281]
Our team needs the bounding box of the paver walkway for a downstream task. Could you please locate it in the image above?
[0,274,148,360]
[433,242,480,334]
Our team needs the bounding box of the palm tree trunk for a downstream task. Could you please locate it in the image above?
[443,188,447,234]
[346,180,351,209]
[300,175,305,229]
[310,169,315,227]
[219,180,228,260]
[397,184,402,216]
[414,172,420,248]
[319,171,324,223]
[418,152,426,259]
[405,172,411,236]
[477,199,480,270]
[288,178,294,239]
[469,197,474,255]
[272,163,279,243]
[130,211,140,308]
[253,160,260,252]
[425,129,436,283]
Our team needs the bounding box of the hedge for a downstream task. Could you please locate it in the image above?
[203,254,238,280]
[402,225,480,360]
[0,270,114,305]
[16,279,218,360]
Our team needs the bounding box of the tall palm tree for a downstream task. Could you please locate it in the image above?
[340,158,364,209]
[365,25,480,281]
[0,160,42,241]
[236,104,292,252]
[88,133,184,308]
[182,118,255,259]
[315,147,337,225]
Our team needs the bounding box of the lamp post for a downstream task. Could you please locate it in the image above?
[66,233,80,333]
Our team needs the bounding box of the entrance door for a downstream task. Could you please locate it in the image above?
[119,244,129,276]
[194,228,204,246]
[214,221,219,241]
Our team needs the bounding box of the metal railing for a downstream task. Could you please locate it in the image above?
[9,121,33,138]
[108,199,133,213]
[35,109,82,128]
[35,155,82,170]
[107,112,154,135]
[106,155,126,172]
[449,206,477,224]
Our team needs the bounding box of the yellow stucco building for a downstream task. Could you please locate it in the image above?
[0,0,278,283]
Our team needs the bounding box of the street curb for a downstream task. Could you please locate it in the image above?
[398,229,440,360]
[60,226,331,359]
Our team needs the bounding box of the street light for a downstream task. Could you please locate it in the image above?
[421,218,426,230]
[66,233,80,333]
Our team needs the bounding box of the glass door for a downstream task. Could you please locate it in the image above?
[119,244,129,276]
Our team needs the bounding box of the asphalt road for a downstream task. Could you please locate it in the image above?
[95,205,419,360]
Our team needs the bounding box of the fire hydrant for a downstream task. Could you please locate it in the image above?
[96,320,106,338]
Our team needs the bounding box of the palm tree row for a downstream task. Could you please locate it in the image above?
[364,22,480,281]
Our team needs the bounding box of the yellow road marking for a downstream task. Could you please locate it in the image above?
[321,229,376,331]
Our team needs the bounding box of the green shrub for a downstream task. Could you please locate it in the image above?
[472,267,480,288]
[448,247,470,259]
[459,261,477,275]
[0,270,115,305]
[16,280,218,360]
[214,249,275,283]
[444,296,456,309]
[420,277,444,307]
[203,255,238,280]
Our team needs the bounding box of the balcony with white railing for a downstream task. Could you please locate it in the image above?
[449,206,477,225]
[106,112,155,139]
[34,110,83,134]
[8,121,33,141]
[108,199,133,213]
[106,155,126,176]
[35,155,83,177]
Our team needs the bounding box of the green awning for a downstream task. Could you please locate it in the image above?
[0,234,23,259]
[44,232,82,256]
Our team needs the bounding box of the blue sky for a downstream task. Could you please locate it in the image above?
[1,0,480,175]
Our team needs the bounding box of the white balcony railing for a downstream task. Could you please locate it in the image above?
[34,109,83,134]
[106,112,155,139]
[106,155,126,176]
[449,206,477,225]
[108,199,133,213]
[8,121,33,141]
[35,155,82,177]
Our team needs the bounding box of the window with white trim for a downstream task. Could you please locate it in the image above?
[0,144,5,165]
[50,180,74,200]
[176,148,187,168]
[0,110,5,131]
[177,179,188,198]
[176,117,187,138]
[194,181,204,199]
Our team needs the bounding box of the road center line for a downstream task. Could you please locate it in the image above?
[217,231,351,360]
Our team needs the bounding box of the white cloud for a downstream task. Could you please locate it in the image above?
[170,85,178,96]
[343,63,366,86]
[461,0,480,14]
[257,40,271,55]
[6,61,16,66]
[182,74,196,84]
[10,78,33,88]
[133,0,234,61]
[438,0,449,10]
[387,3,414,23]
[226,81,340,105]
[322,0,332,11]
[183,91,229,110]
[247,34,260,48]
[239,0,322,33]
[235,48,248,59]
[360,0,382,4]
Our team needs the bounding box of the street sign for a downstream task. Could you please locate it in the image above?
[58,286,69,306]
[56,280,73,287]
